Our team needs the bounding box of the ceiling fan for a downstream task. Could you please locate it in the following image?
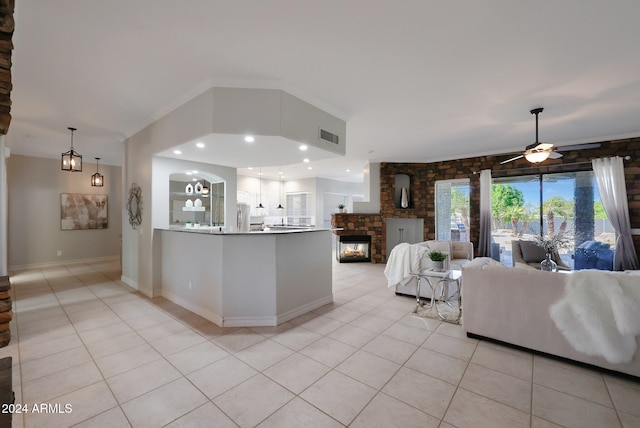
[501,107,600,164]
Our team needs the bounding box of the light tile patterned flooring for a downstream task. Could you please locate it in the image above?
[3,258,640,427]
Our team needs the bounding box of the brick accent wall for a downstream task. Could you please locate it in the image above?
[337,137,640,263]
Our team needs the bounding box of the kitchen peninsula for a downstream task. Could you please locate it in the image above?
[158,227,333,327]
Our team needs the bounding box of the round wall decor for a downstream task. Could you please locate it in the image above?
[127,183,142,229]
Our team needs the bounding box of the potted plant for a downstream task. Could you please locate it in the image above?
[337,204,345,213]
[427,250,448,271]
[185,220,193,228]
[194,220,201,228]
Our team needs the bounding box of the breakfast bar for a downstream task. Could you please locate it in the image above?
[158,227,333,327]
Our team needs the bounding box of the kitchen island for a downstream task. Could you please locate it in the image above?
[158,227,333,327]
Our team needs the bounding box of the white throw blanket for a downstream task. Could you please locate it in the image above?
[549,270,640,364]
[384,243,429,288]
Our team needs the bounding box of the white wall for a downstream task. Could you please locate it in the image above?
[7,155,122,269]
[353,161,381,213]
[316,177,363,214]
[123,89,215,295]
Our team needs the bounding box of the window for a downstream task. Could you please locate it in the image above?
[286,192,312,226]
[491,171,614,269]
[435,179,470,242]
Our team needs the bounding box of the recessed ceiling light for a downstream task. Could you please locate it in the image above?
[278,171,283,175]
[192,178,197,181]
[192,170,198,174]
[307,166,312,170]
[248,167,253,170]
[346,169,350,172]
[244,135,255,143]
[186,171,192,175]
[299,144,308,151]
[303,158,310,163]
[196,142,205,148]
[173,150,182,155]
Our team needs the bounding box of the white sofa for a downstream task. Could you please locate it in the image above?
[392,240,474,299]
[462,258,640,377]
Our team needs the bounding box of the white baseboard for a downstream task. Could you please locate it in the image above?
[161,290,224,326]
[222,316,277,327]
[10,255,120,273]
[120,275,139,291]
[275,295,334,325]
[161,291,333,327]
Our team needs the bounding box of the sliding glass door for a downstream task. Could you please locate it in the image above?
[491,171,613,269]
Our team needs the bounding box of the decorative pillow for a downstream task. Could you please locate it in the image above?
[452,250,470,260]
[519,240,547,263]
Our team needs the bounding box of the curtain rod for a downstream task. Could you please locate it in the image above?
[472,155,631,175]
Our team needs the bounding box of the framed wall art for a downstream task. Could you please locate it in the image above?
[60,193,108,230]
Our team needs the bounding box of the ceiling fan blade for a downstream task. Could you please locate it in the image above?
[500,154,524,164]
[556,143,601,151]
[548,151,563,159]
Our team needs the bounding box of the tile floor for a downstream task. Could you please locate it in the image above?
[3,258,640,427]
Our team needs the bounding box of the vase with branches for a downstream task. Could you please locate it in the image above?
[534,232,569,271]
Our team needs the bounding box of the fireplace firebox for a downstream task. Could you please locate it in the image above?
[336,235,371,263]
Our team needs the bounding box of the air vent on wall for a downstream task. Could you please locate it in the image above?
[319,128,339,145]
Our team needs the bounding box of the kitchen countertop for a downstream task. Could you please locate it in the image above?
[161,226,335,235]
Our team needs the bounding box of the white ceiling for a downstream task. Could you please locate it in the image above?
[7,1,640,182]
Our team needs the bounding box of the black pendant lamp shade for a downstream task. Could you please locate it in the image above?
[257,169,264,209]
[61,127,82,172]
[201,180,209,195]
[277,167,284,209]
[91,157,104,187]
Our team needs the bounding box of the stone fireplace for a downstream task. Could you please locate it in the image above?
[336,235,371,263]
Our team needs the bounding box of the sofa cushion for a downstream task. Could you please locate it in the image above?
[515,262,538,270]
[464,257,502,269]
[450,259,472,270]
[519,240,547,263]
[427,240,451,254]
[452,250,470,260]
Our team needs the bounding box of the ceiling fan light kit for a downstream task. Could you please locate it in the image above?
[501,108,602,165]
[525,107,554,163]
[502,107,556,165]
[524,149,551,163]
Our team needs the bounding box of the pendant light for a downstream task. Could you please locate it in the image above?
[61,127,82,172]
[277,166,284,210]
[91,157,104,187]
[201,179,209,195]
[257,168,264,209]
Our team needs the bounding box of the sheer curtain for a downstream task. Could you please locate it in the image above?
[478,169,492,258]
[592,157,639,270]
